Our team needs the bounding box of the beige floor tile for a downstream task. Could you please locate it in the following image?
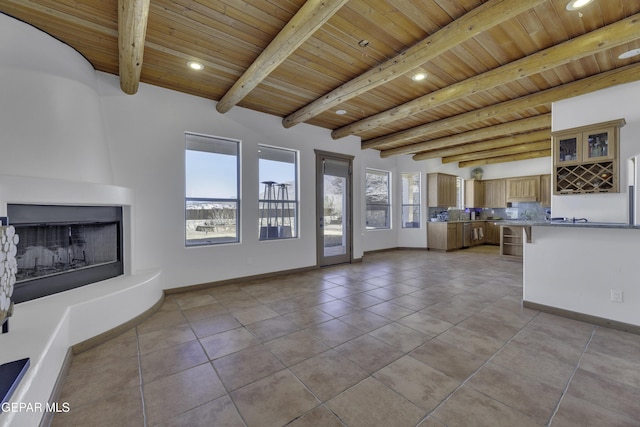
[327,377,424,427]
[369,322,430,353]
[334,334,403,374]
[143,363,226,426]
[551,394,639,427]
[290,350,368,401]
[430,387,540,427]
[283,307,334,328]
[173,291,217,310]
[466,363,564,423]
[51,250,640,427]
[140,340,208,384]
[374,355,460,411]
[340,293,385,309]
[136,309,188,335]
[287,405,345,427]
[457,312,522,343]
[316,299,358,317]
[231,370,320,427]
[228,304,280,325]
[213,344,285,391]
[138,324,197,355]
[200,327,260,360]
[52,384,143,427]
[69,329,138,372]
[181,301,228,322]
[365,301,415,320]
[436,325,505,359]
[156,395,245,427]
[265,330,330,366]
[567,368,640,421]
[60,354,140,408]
[190,313,242,339]
[509,328,586,365]
[397,311,454,336]
[409,338,486,382]
[339,310,390,332]
[490,340,576,389]
[244,316,300,342]
[307,319,364,347]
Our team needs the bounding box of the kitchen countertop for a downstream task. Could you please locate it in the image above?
[500,220,639,229]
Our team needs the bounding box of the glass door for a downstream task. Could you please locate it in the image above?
[315,151,353,266]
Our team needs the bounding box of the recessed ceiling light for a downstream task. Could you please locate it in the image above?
[566,0,593,11]
[412,73,427,81]
[618,48,640,59]
[335,109,347,115]
[187,61,204,70]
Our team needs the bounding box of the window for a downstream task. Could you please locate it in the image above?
[401,173,421,228]
[456,176,465,209]
[185,133,240,246]
[365,169,391,229]
[258,145,298,240]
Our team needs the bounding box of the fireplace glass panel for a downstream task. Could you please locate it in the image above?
[15,223,119,282]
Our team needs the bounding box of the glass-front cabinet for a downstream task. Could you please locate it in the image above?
[552,119,625,195]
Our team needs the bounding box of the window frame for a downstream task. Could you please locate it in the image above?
[258,144,299,241]
[184,132,241,247]
[365,168,392,230]
[401,172,421,229]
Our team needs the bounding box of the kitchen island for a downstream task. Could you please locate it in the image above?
[523,222,640,331]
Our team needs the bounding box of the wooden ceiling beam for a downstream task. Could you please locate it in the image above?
[441,140,550,164]
[457,150,551,168]
[215,0,348,114]
[413,130,550,161]
[281,0,547,128]
[336,13,640,139]
[363,62,640,150]
[383,114,550,159]
[118,0,150,95]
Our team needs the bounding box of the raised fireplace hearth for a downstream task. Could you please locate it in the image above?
[7,204,123,303]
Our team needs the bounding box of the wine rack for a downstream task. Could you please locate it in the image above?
[555,161,616,194]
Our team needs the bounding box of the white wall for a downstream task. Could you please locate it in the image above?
[551,80,640,223]
[0,14,113,185]
[97,72,372,288]
[524,226,640,326]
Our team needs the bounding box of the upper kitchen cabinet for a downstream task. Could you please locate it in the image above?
[483,179,507,208]
[506,176,540,203]
[552,119,625,195]
[465,179,484,208]
[539,174,551,207]
[428,173,457,207]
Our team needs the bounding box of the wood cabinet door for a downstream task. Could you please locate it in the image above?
[539,174,551,207]
[483,179,506,208]
[506,176,540,202]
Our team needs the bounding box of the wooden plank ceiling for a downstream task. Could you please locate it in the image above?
[2,0,640,167]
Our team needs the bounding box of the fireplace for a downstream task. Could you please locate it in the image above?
[7,204,124,303]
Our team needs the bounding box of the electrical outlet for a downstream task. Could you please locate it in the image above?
[610,289,624,303]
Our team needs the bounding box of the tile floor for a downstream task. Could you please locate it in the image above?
[52,248,640,426]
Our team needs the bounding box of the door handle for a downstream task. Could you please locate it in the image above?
[319,217,324,228]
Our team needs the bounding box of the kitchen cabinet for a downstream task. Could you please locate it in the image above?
[500,225,531,259]
[506,176,540,202]
[427,222,460,251]
[539,174,551,207]
[552,119,625,195]
[469,222,485,246]
[465,179,484,208]
[484,222,501,245]
[428,173,457,207]
[483,179,506,208]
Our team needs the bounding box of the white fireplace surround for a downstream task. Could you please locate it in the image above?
[0,174,163,427]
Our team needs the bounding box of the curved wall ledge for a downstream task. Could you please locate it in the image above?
[0,269,163,426]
